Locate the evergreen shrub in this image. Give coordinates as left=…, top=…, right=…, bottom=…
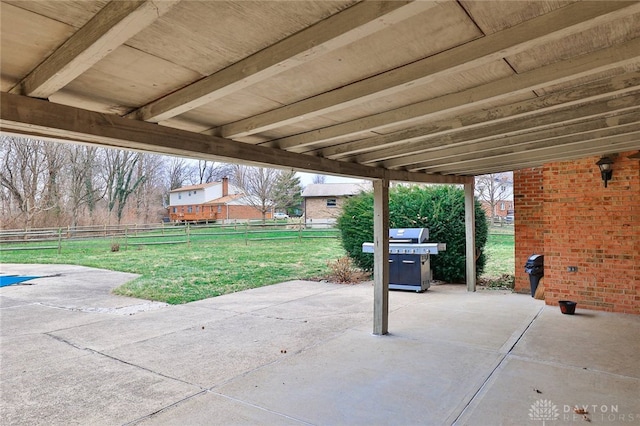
left=336, top=185, right=488, bottom=283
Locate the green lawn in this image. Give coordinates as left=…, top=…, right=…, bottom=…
left=481, top=228, right=515, bottom=277
left=1, top=226, right=514, bottom=302
left=1, top=236, right=346, bottom=304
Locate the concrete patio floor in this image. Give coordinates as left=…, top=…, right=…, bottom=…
left=1, top=264, right=638, bottom=425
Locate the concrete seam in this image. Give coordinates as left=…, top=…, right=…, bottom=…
left=122, top=390, right=209, bottom=426
left=45, top=332, right=205, bottom=390
left=507, top=353, right=639, bottom=381
left=207, top=391, right=314, bottom=425
left=450, top=304, right=545, bottom=425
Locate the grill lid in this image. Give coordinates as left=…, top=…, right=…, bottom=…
left=389, top=228, right=429, bottom=244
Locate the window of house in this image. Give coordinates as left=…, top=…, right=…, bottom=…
left=173, top=207, right=177, bottom=213
left=187, top=206, right=193, bottom=213
left=217, top=205, right=222, bottom=213
left=196, top=206, right=200, bottom=213
left=327, top=198, right=337, bottom=207
left=500, top=202, right=505, bottom=211
left=178, top=194, right=182, bottom=200
left=188, top=191, right=191, bottom=196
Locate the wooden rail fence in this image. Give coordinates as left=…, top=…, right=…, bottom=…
left=0, top=220, right=339, bottom=253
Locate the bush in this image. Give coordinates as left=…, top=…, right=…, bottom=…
left=336, top=191, right=375, bottom=274
left=326, top=256, right=357, bottom=283
left=336, top=185, right=488, bottom=283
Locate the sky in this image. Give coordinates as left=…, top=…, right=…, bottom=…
left=296, top=172, right=366, bottom=187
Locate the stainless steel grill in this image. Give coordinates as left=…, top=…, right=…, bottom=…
left=362, top=228, right=446, bottom=292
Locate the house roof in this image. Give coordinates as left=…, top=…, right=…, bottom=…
left=302, top=183, right=370, bottom=198
left=204, top=194, right=245, bottom=205
left=1, top=1, right=639, bottom=181
left=169, top=182, right=217, bottom=193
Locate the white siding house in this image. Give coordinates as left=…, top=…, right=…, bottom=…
left=169, top=179, right=242, bottom=207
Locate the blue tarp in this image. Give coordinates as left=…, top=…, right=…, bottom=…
left=0, top=275, right=40, bottom=287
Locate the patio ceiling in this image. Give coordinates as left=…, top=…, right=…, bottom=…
left=1, top=0, right=640, bottom=183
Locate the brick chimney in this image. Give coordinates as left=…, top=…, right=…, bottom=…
left=222, top=177, right=229, bottom=196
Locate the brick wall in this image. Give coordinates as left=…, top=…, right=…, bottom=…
left=479, top=200, right=514, bottom=218
left=305, top=197, right=344, bottom=221
left=513, top=167, right=545, bottom=294
left=226, top=205, right=266, bottom=220
left=514, top=152, right=639, bottom=314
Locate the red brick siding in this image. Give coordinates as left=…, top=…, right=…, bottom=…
left=513, top=167, right=545, bottom=294
left=514, top=152, right=639, bottom=314
left=480, top=200, right=514, bottom=218
left=226, top=205, right=267, bottom=220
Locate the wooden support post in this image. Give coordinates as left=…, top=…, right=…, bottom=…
left=57, top=228, right=62, bottom=255
left=465, top=180, right=476, bottom=292
left=373, top=178, right=390, bottom=335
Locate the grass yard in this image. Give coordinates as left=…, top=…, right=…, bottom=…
left=1, top=225, right=514, bottom=303
left=1, top=236, right=346, bottom=304
left=481, top=227, right=515, bottom=278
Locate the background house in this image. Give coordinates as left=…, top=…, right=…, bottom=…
left=475, top=173, right=514, bottom=223
left=169, top=178, right=267, bottom=223
left=301, top=182, right=370, bottom=227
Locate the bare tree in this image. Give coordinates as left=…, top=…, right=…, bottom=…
left=196, top=160, right=233, bottom=184
left=166, top=157, right=194, bottom=190
left=475, top=172, right=513, bottom=224
left=232, top=165, right=280, bottom=222
left=103, top=149, right=146, bottom=224
left=133, top=153, right=166, bottom=223
left=0, top=136, right=51, bottom=227
left=42, top=141, right=66, bottom=225
left=67, top=144, right=103, bottom=227
left=312, top=174, right=327, bottom=184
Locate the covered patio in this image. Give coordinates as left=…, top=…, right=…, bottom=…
left=1, top=264, right=638, bottom=425
left=1, top=2, right=639, bottom=423
left=1, top=0, right=639, bottom=334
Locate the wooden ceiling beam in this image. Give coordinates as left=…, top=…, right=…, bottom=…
left=364, top=94, right=640, bottom=167
left=426, top=133, right=640, bottom=175
left=127, top=1, right=438, bottom=123
left=8, top=0, right=180, bottom=99
left=0, top=93, right=468, bottom=185
left=234, top=1, right=638, bottom=143
left=318, top=72, right=640, bottom=159
left=407, top=119, right=640, bottom=171
left=269, top=38, right=640, bottom=152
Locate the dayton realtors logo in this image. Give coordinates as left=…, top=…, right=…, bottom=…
left=529, top=399, right=638, bottom=423
left=529, top=399, right=560, bottom=425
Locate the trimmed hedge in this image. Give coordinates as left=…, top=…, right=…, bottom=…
left=336, top=185, right=488, bottom=283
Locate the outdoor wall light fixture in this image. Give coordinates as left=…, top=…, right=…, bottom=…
left=596, top=156, right=614, bottom=188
